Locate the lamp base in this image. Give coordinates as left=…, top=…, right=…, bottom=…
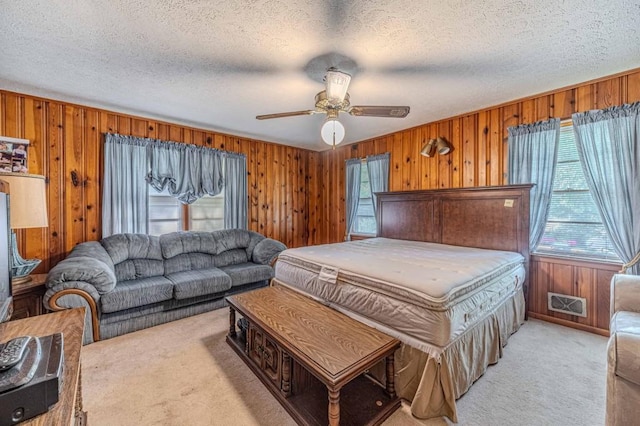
left=10, top=232, right=41, bottom=282
left=11, top=275, right=33, bottom=285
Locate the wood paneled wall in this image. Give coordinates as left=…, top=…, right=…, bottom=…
left=529, top=255, right=619, bottom=336
left=308, top=67, right=640, bottom=333
left=2, top=67, right=639, bottom=334
left=0, top=91, right=313, bottom=275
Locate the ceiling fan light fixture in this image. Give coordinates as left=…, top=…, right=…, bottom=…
left=325, top=69, right=351, bottom=104
left=321, top=118, right=345, bottom=146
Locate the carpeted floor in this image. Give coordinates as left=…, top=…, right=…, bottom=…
left=81, top=308, right=607, bottom=425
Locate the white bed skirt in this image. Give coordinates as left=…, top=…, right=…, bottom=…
left=273, top=278, right=525, bottom=422
left=390, top=285, right=525, bottom=422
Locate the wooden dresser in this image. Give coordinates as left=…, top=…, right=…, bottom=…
left=0, top=308, right=86, bottom=425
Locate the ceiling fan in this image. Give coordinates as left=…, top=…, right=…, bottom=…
left=256, top=68, right=410, bottom=148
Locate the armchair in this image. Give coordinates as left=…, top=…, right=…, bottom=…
left=606, top=273, right=640, bottom=425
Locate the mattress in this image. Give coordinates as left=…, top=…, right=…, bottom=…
left=274, top=238, right=525, bottom=351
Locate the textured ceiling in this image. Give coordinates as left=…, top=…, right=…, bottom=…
left=1, top=1, right=639, bottom=151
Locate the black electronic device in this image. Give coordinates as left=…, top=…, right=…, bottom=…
left=0, top=333, right=64, bottom=426
left=0, top=191, right=12, bottom=324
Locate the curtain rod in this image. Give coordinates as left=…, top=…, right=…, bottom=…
left=344, top=152, right=390, bottom=163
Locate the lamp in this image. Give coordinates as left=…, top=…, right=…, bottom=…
left=436, top=137, right=452, bottom=155
left=0, top=173, right=48, bottom=284
left=321, top=118, right=345, bottom=148
left=420, top=138, right=437, bottom=157
left=420, top=137, right=452, bottom=157
left=325, top=69, right=351, bottom=104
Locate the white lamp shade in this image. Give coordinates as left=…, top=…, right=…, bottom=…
left=325, top=70, right=351, bottom=103
left=0, top=173, right=48, bottom=229
left=321, top=119, right=345, bottom=145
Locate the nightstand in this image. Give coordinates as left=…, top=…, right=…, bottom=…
left=11, top=273, right=47, bottom=320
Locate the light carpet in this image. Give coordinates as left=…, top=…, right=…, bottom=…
left=81, top=308, right=607, bottom=425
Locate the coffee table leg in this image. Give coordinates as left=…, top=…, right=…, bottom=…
left=328, top=388, right=340, bottom=426
left=229, top=307, right=236, bottom=338
left=281, top=352, right=291, bottom=397
left=385, top=354, right=396, bottom=398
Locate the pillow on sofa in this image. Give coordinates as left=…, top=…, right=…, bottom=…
left=47, top=256, right=117, bottom=294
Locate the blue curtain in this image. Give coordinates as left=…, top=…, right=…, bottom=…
left=102, top=134, right=150, bottom=236
left=146, top=141, right=224, bottom=204
left=224, top=152, right=248, bottom=229
left=573, top=102, right=640, bottom=275
left=345, top=158, right=362, bottom=240
left=366, top=153, right=390, bottom=220
left=508, top=118, right=560, bottom=251
left=103, top=133, right=231, bottom=236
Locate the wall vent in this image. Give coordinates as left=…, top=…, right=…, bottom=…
left=547, top=292, right=587, bottom=317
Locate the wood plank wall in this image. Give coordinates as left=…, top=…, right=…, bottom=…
left=308, top=67, right=640, bottom=334
left=2, top=67, right=638, bottom=334
left=0, top=91, right=313, bottom=275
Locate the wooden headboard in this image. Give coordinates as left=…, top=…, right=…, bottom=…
left=376, top=185, right=533, bottom=308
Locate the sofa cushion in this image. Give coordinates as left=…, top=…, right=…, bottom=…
left=101, top=234, right=164, bottom=281
left=212, top=249, right=249, bottom=267
left=219, top=263, right=274, bottom=287
left=100, top=276, right=174, bottom=313
left=102, top=234, right=163, bottom=263
left=113, top=259, right=166, bottom=282
left=160, top=232, right=218, bottom=259
left=166, top=268, right=232, bottom=300
left=164, top=253, right=216, bottom=275
left=212, top=229, right=251, bottom=254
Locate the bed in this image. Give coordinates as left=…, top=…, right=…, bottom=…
left=273, top=185, right=532, bottom=422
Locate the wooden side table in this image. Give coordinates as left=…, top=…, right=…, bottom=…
left=0, top=308, right=86, bottom=425
left=11, top=273, right=47, bottom=320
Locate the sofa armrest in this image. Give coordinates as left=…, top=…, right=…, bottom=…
left=47, top=256, right=117, bottom=294
left=608, top=314, right=640, bottom=386
left=44, top=282, right=102, bottom=344
left=252, top=238, right=287, bottom=266
left=611, top=274, right=640, bottom=317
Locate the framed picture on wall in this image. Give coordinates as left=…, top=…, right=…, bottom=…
left=0, top=136, right=29, bottom=173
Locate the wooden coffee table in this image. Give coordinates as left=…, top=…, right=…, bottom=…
left=226, top=285, right=401, bottom=426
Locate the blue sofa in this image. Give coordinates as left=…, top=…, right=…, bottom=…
left=44, top=229, right=286, bottom=344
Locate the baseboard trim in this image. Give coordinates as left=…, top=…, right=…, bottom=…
left=528, top=312, right=610, bottom=337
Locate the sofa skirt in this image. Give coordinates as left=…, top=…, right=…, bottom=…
left=99, top=280, right=269, bottom=342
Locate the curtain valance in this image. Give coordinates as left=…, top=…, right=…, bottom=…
left=146, top=140, right=224, bottom=204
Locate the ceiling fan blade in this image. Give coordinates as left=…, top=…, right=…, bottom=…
left=256, top=110, right=317, bottom=120
left=348, top=106, right=410, bottom=118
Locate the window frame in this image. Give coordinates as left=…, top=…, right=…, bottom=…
left=533, top=120, right=619, bottom=263
left=147, top=187, right=224, bottom=235
left=350, top=159, right=377, bottom=237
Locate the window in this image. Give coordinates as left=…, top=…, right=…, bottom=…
left=535, top=123, right=619, bottom=261
left=352, top=162, right=376, bottom=234
left=148, top=187, right=224, bottom=236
